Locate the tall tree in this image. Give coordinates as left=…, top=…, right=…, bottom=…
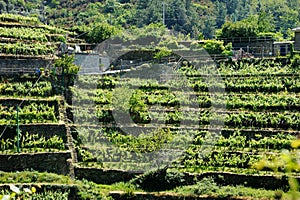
left=257, top=11, right=275, bottom=32
left=215, top=1, right=227, bottom=28
left=166, top=0, right=188, bottom=28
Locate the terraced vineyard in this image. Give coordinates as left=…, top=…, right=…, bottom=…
left=2, top=56, right=300, bottom=199
left=0, top=76, right=68, bottom=153
left=0, top=14, right=76, bottom=56
left=2, top=13, right=300, bottom=199
left=0, top=13, right=81, bottom=157
left=71, top=57, right=300, bottom=178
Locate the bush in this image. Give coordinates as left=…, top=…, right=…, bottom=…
left=154, top=47, right=172, bottom=60
left=131, top=168, right=186, bottom=191
left=291, top=54, right=300, bottom=68
left=85, top=23, right=118, bottom=43
left=218, top=20, right=259, bottom=38
left=198, top=40, right=232, bottom=56
left=54, top=54, right=80, bottom=75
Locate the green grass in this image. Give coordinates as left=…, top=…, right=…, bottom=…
left=0, top=171, right=135, bottom=199
left=0, top=165, right=298, bottom=199
left=0, top=190, right=70, bottom=200
left=170, top=177, right=279, bottom=199
left=0, top=171, right=72, bottom=184
left=170, top=177, right=300, bottom=199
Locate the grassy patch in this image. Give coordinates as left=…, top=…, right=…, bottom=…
left=0, top=171, right=72, bottom=184
left=171, top=177, right=279, bottom=199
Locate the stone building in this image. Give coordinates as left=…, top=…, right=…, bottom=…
left=292, top=27, right=300, bottom=51
left=221, top=36, right=275, bottom=57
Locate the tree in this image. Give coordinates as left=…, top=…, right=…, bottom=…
left=85, top=22, right=118, bottom=43
left=53, top=54, right=80, bottom=75
left=257, top=11, right=275, bottom=33
left=215, top=1, right=227, bottom=28
left=217, top=13, right=277, bottom=39
left=166, top=0, right=188, bottom=29
left=134, top=0, right=161, bottom=26
left=277, top=9, right=299, bottom=37
left=0, top=0, right=7, bottom=13
left=104, top=0, right=116, bottom=13
left=259, top=0, right=298, bottom=35
left=53, top=54, right=80, bottom=86
left=193, top=1, right=217, bottom=38
left=218, top=19, right=258, bottom=38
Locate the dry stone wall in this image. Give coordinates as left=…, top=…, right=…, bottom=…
left=0, top=152, right=72, bottom=175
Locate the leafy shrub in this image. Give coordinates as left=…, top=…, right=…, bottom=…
left=85, top=22, right=117, bottom=43
left=131, top=168, right=186, bottom=191
left=257, top=32, right=283, bottom=41
left=291, top=54, right=300, bottom=68
left=106, top=128, right=173, bottom=153
left=54, top=54, right=80, bottom=75
left=0, top=13, right=41, bottom=25
left=196, top=40, right=232, bottom=56
left=193, top=177, right=218, bottom=195
left=218, top=20, right=259, bottom=38
left=31, top=191, right=69, bottom=200
left=76, top=147, right=97, bottom=162
left=54, top=54, right=80, bottom=85
left=154, top=47, right=172, bottom=60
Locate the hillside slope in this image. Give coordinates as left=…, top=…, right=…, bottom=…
left=0, top=0, right=298, bottom=38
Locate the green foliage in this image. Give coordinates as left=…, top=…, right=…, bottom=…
left=0, top=185, right=38, bottom=200
left=30, top=191, right=69, bottom=200
left=115, top=23, right=169, bottom=49
left=173, top=177, right=278, bottom=198
left=76, top=147, right=97, bottom=162
left=0, top=81, right=53, bottom=97
left=257, top=12, right=275, bottom=33
left=154, top=47, right=172, bottom=60
left=54, top=54, right=80, bottom=75
left=217, top=12, right=280, bottom=39
left=218, top=20, right=259, bottom=38
left=254, top=140, right=300, bottom=199
left=111, top=85, right=131, bottom=112
left=105, top=128, right=173, bottom=153
left=0, top=185, right=69, bottom=200
left=0, top=132, right=65, bottom=153
left=291, top=54, right=300, bottom=68
left=199, top=40, right=232, bottom=56
left=0, top=1, right=299, bottom=40
left=0, top=102, right=58, bottom=124
left=131, top=168, right=186, bottom=191
left=0, top=171, right=72, bottom=184
left=75, top=179, right=110, bottom=200
left=70, top=57, right=300, bottom=199
left=85, top=23, right=118, bottom=43
left=257, top=32, right=284, bottom=41
left=0, top=27, right=47, bottom=42
left=0, top=26, right=67, bottom=43
left=0, top=13, right=41, bottom=25
left=129, top=90, right=149, bottom=123
left=0, top=43, right=55, bottom=55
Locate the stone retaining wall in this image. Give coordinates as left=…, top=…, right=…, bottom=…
left=109, top=191, right=254, bottom=200
left=74, top=167, right=143, bottom=184
left=0, top=58, right=53, bottom=75
left=196, top=172, right=290, bottom=191
left=0, top=152, right=72, bottom=175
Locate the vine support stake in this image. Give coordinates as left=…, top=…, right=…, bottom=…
left=16, top=105, right=20, bottom=153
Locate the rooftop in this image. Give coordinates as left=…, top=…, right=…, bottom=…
left=273, top=41, right=294, bottom=45
left=292, top=27, right=300, bottom=32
